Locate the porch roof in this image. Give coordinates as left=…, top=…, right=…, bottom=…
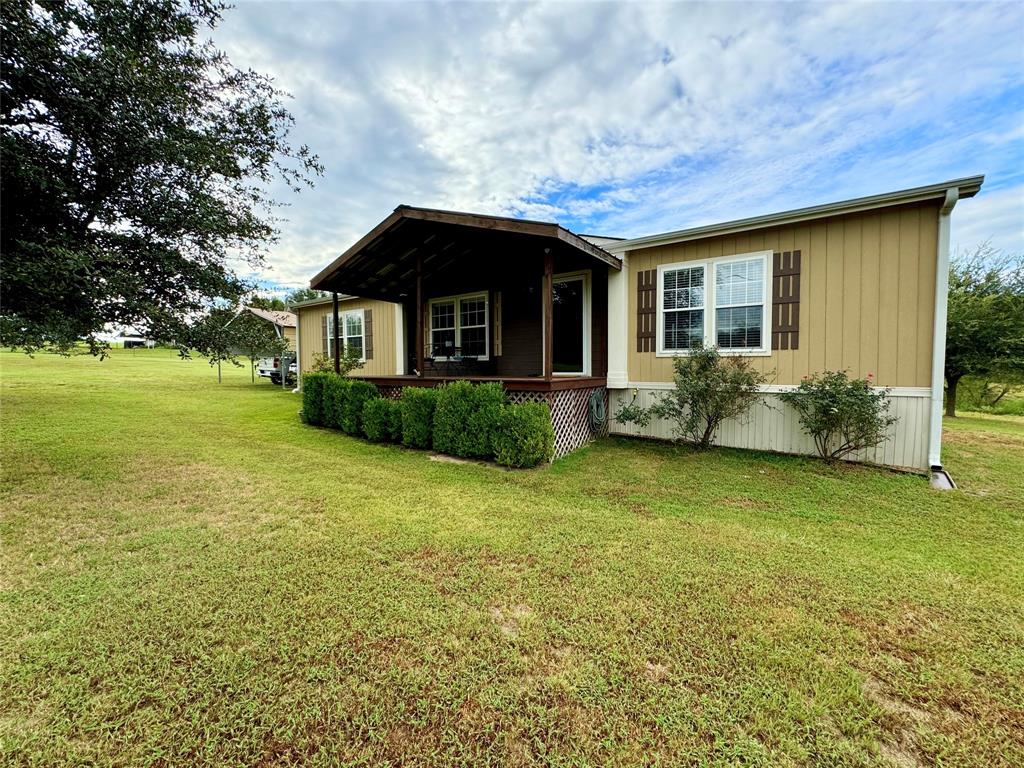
left=310, top=205, right=621, bottom=301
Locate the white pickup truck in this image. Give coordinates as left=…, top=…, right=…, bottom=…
left=257, top=355, right=296, bottom=385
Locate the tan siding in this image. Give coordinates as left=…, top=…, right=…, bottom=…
left=625, top=201, right=940, bottom=387
left=282, top=326, right=296, bottom=350
left=296, top=299, right=398, bottom=377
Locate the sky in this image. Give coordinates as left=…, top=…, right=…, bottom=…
left=210, top=1, right=1024, bottom=294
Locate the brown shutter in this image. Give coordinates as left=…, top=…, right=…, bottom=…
left=772, top=250, right=801, bottom=350
left=364, top=308, right=374, bottom=360
left=321, top=315, right=328, bottom=356
left=636, top=269, right=657, bottom=353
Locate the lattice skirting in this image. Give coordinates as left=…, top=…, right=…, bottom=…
left=370, top=382, right=608, bottom=460
left=508, top=387, right=608, bottom=460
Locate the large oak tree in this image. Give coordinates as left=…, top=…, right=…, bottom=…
left=1, top=0, right=321, bottom=353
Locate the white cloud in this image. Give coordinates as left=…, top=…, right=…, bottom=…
left=211, top=1, right=1024, bottom=289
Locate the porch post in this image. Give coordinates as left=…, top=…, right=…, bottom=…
left=332, top=291, right=340, bottom=374
left=543, top=248, right=553, bottom=380
left=415, top=254, right=424, bottom=374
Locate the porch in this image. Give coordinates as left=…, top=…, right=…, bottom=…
left=310, top=205, right=621, bottom=457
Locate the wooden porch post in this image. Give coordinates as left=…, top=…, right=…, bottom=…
left=415, top=254, right=424, bottom=374
left=543, top=248, right=553, bottom=380
left=332, top=291, right=340, bottom=374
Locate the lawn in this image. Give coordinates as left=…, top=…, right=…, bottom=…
left=1, top=349, right=1022, bottom=767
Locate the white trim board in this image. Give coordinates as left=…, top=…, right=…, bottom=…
left=626, top=382, right=932, bottom=398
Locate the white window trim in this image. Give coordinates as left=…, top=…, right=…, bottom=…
left=542, top=270, right=592, bottom=377
left=427, top=292, right=490, bottom=361
left=327, top=308, right=366, bottom=362
left=656, top=250, right=772, bottom=357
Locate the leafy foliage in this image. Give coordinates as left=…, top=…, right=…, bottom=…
left=362, top=398, right=403, bottom=443
left=341, top=381, right=379, bottom=436
left=309, top=348, right=365, bottom=376
left=286, top=288, right=330, bottom=304
left=228, top=311, right=289, bottom=382
left=493, top=403, right=555, bottom=468
left=614, top=344, right=766, bottom=448
left=0, top=0, right=321, bottom=355
left=400, top=388, right=438, bottom=449
left=300, top=373, right=332, bottom=426
left=945, top=246, right=1024, bottom=416
left=433, top=381, right=508, bottom=458
left=780, top=371, right=897, bottom=462
left=322, top=376, right=351, bottom=431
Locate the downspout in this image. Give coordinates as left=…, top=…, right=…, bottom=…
left=294, top=312, right=302, bottom=392
left=928, top=187, right=958, bottom=472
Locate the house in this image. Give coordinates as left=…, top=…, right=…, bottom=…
left=300, top=176, right=984, bottom=471
left=238, top=306, right=298, bottom=349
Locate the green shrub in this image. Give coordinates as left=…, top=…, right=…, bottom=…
left=322, top=375, right=351, bottom=430
left=301, top=372, right=331, bottom=425
left=779, top=370, right=898, bottom=461
left=614, top=343, right=765, bottom=448
left=433, top=381, right=508, bottom=458
left=362, top=398, right=403, bottom=442
left=341, top=380, right=378, bottom=436
left=401, top=387, right=438, bottom=449
left=494, top=403, right=554, bottom=468
left=467, top=382, right=508, bottom=458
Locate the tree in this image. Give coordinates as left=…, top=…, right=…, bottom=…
left=179, top=307, right=239, bottom=384
left=286, top=288, right=329, bottom=305
left=248, top=295, right=288, bottom=311
left=1, top=1, right=321, bottom=355
left=614, top=344, right=765, bottom=448
left=944, top=245, right=1024, bottom=416
left=228, top=311, right=288, bottom=383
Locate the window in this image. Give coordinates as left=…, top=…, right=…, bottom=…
left=327, top=309, right=364, bottom=359
left=657, top=251, right=770, bottom=356
left=714, top=258, right=764, bottom=351
left=661, top=264, right=705, bottom=352
left=429, top=293, right=489, bottom=359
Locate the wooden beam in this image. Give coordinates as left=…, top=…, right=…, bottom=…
left=543, top=249, right=553, bottom=380
left=332, top=292, right=341, bottom=375
left=415, top=254, right=424, bottom=375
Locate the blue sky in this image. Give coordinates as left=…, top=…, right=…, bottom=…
left=211, top=1, right=1024, bottom=293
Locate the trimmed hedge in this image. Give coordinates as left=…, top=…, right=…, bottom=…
left=401, top=387, right=438, bottom=449
left=433, top=380, right=507, bottom=458
left=322, top=376, right=350, bottom=430
left=494, top=402, right=554, bottom=468
left=301, top=372, right=331, bottom=425
left=362, top=398, right=403, bottom=443
left=342, top=380, right=379, bottom=436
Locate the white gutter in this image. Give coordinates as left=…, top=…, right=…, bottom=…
left=928, top=187, right=958, bottom=469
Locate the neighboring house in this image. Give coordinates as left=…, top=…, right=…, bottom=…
left=305, top=176, right=983, bottom=470
left=239, top=306, right=298, bottom=349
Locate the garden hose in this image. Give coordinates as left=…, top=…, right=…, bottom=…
left=588, top=389, right=607, bottom=432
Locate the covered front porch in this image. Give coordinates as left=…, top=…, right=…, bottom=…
left=310, top=205, right=622, bottom=456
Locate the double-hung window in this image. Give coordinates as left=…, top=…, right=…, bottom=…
left=429, top=293, right=489, bottom=359
left=657, top=251, right=770, bottom=356
left=327, top=309, right=365, bottom=359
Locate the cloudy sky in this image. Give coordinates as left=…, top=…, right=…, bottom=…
left=211, top=1, right=1024, bottom=293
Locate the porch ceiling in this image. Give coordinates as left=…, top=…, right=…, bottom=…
left=310, top=205, right=621, bottom=301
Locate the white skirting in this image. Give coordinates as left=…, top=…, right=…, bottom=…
left=608, top=385, right=932, bottom=471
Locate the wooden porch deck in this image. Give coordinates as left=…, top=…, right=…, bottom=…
left=354, top=375, right=607, bottom=393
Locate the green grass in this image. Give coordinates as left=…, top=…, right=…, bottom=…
left=1, top=349, right=1022, bottom=767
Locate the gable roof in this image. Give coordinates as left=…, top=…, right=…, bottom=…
left=244, top=306, right=297, bottom=328
left=602, top=175, right=984, bottom=254
left=310, top=204, right=620, bottom=294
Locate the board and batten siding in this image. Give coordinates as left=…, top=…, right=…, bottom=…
left=296, top=299, right=398, bottom=377
left=282, top=325, right=296, bottom=349
left=626, top=201, right=940, bottom=388
left=617, top=200, right=941, bottom=471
